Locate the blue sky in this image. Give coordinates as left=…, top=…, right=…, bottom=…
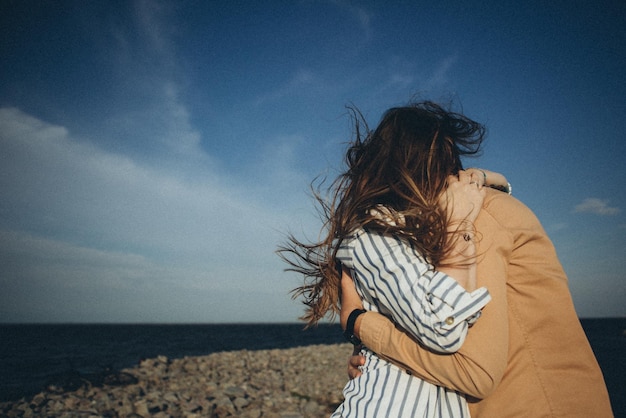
left=1, top=0, right=624, bottom=323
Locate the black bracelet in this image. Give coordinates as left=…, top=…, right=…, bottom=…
left=344, top=309, right=367, bottom=345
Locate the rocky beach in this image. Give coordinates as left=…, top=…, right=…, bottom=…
left=0, top=343, right=353, bottom=418
left=2, top=318, right=623, bottom=417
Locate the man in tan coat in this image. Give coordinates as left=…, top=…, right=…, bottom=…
left=342, top=189, right=614, bottom=417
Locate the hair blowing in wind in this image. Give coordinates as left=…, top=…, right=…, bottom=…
left=278, top=101, right=486, bottom=327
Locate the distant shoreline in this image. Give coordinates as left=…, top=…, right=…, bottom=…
left=0, top=316, right=623, bottom=325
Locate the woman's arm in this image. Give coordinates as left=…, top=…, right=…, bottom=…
left=341, top=198, right=510, bottom=399
left=338, top=171, right=491, bottom=354
left=343, top=229, right=491, bottom=353
left=434, top=168, right=511, bottom=292
left=438, top=171, right=483, bottom=291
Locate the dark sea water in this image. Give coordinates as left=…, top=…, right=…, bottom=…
left=1, top=319, right=624, bottom=416
left=0, top=323, right=345, bottom=403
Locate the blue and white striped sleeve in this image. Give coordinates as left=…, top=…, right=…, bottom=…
left=347, top=229, right=491, bottom=353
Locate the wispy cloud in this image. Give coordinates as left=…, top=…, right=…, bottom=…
left=574, top=198, right=620, bottom=216
left=0, top=107, right=309, bottom=322
left=424, top=54, right=458, bottom=90
left=388, top=73, right=415, bottom=88
left=547, top=222, right=568, bottom=233
left=374, top=54, right=459, bottom=100
left=0, top=1, right=332, bottom=322
left=133, top=0, right=174, bottom=59
left=252, top=68, right=325, bottom=106
left=104, top=1, right=205, bottom=161
left=331, top=0, right=373, bottom=35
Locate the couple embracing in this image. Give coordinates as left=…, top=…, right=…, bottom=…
left=280, top=101, right=613, bottom=417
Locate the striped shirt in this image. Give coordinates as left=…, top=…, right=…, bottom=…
left=331, top=228, right=491, bottom=418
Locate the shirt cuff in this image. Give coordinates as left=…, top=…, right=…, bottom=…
left=427, top=280, right=491, bottom=332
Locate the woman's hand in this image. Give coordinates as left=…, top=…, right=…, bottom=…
left=442, top=170, right=486, bottom=225
left=348, top=350, right=365, bottom=379
left=340, top=269, right=364, bottom=330
left=467, top=168, right=511, bottom=194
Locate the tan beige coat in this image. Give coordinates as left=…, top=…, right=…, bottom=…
left=359, top=189, right=613, bottom=417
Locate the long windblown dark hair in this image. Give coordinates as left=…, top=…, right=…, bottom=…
left=278, top=101, right=486, bottom=327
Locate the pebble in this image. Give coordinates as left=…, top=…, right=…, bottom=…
left=0, top=343, right=353, bottom=417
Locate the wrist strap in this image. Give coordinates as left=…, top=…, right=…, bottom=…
left=489, top=182, right=512, bottom=195
left=344, top=309, right=366, bottom=345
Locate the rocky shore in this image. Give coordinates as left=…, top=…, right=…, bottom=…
left=0, top=343, right=354, bottom=418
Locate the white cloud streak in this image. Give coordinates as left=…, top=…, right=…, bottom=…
left=332, top=0, right=373, bottom=34
left=573, top=198, right=620, bottom=216
left=0, top=107, right=310, bottom=322
left=424, top=55, right=458, bottom=90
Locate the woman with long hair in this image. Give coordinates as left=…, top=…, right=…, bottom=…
left=279, top=101, right=510, bottom=417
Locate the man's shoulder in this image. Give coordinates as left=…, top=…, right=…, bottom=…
left=482, top=189, right=540, bottom=228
